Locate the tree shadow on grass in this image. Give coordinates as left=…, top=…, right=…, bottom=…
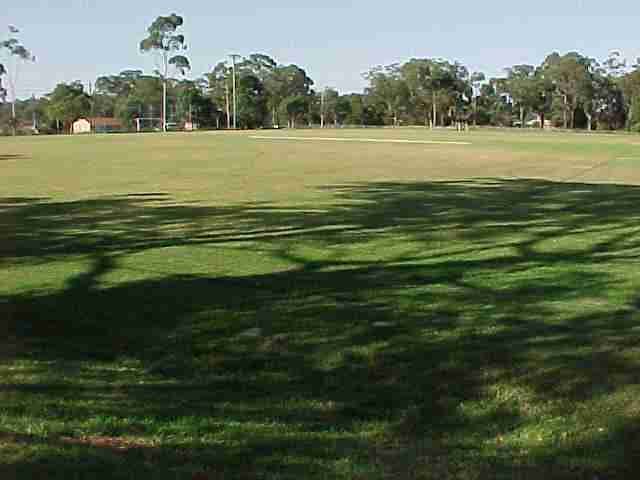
left=3, top=179, right=640, bottom=478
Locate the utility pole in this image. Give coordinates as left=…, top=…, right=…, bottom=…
left=225, top=81, right=231, bottom=128
left=162, top=51, right=169, bottom=132
left=229, top=54, right=241, bottom=129
left=163, top=81, right=167, bottom=131
left=320, top=87, right=325, bottom=129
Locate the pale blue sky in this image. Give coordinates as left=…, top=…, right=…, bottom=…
left=3, top=0, right=640, bottom=99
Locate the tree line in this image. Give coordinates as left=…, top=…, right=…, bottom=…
left=3, top=14, right=640, bottom=134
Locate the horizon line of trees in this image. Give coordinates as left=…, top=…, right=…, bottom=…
left=3, top=15, right=640, bottom=134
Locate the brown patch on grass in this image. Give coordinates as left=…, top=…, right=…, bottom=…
left=0, top=154, right=29, bottom=162
left=59, top=435, right=154, bottom=451
left=259, top=334, right=290, bottom=353
left=0, top=431, right=153, bottom=453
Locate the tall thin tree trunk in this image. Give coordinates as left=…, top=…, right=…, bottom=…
left=586, top=111, right=592, bottom=131
left=11, top=101, right=16, bottom=136
left=540, top=111, right=545, bottom=129
left=570, top=107, right=576, bottom=129
left=563, top=95, right=568, bottom=129
left=473, top=97, right=477, bottom=126
left=520, top=106, right=525, bottom=128
left=432, top=91, right=437, bottom=128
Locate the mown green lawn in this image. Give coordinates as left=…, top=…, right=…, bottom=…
left=2, top=129, right=640, bottom=479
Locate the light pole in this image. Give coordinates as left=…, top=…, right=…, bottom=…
left=320, top=87, right=325, bottom=128
left=162, top=51, right=168, bottom=132
left=229, top=54, right=241, bottom=129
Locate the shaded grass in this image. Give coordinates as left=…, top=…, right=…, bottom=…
left=2, top=130, right=640, bottom=478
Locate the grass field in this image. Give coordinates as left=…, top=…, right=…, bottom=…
left=2, top=128, right=640, bottom=479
